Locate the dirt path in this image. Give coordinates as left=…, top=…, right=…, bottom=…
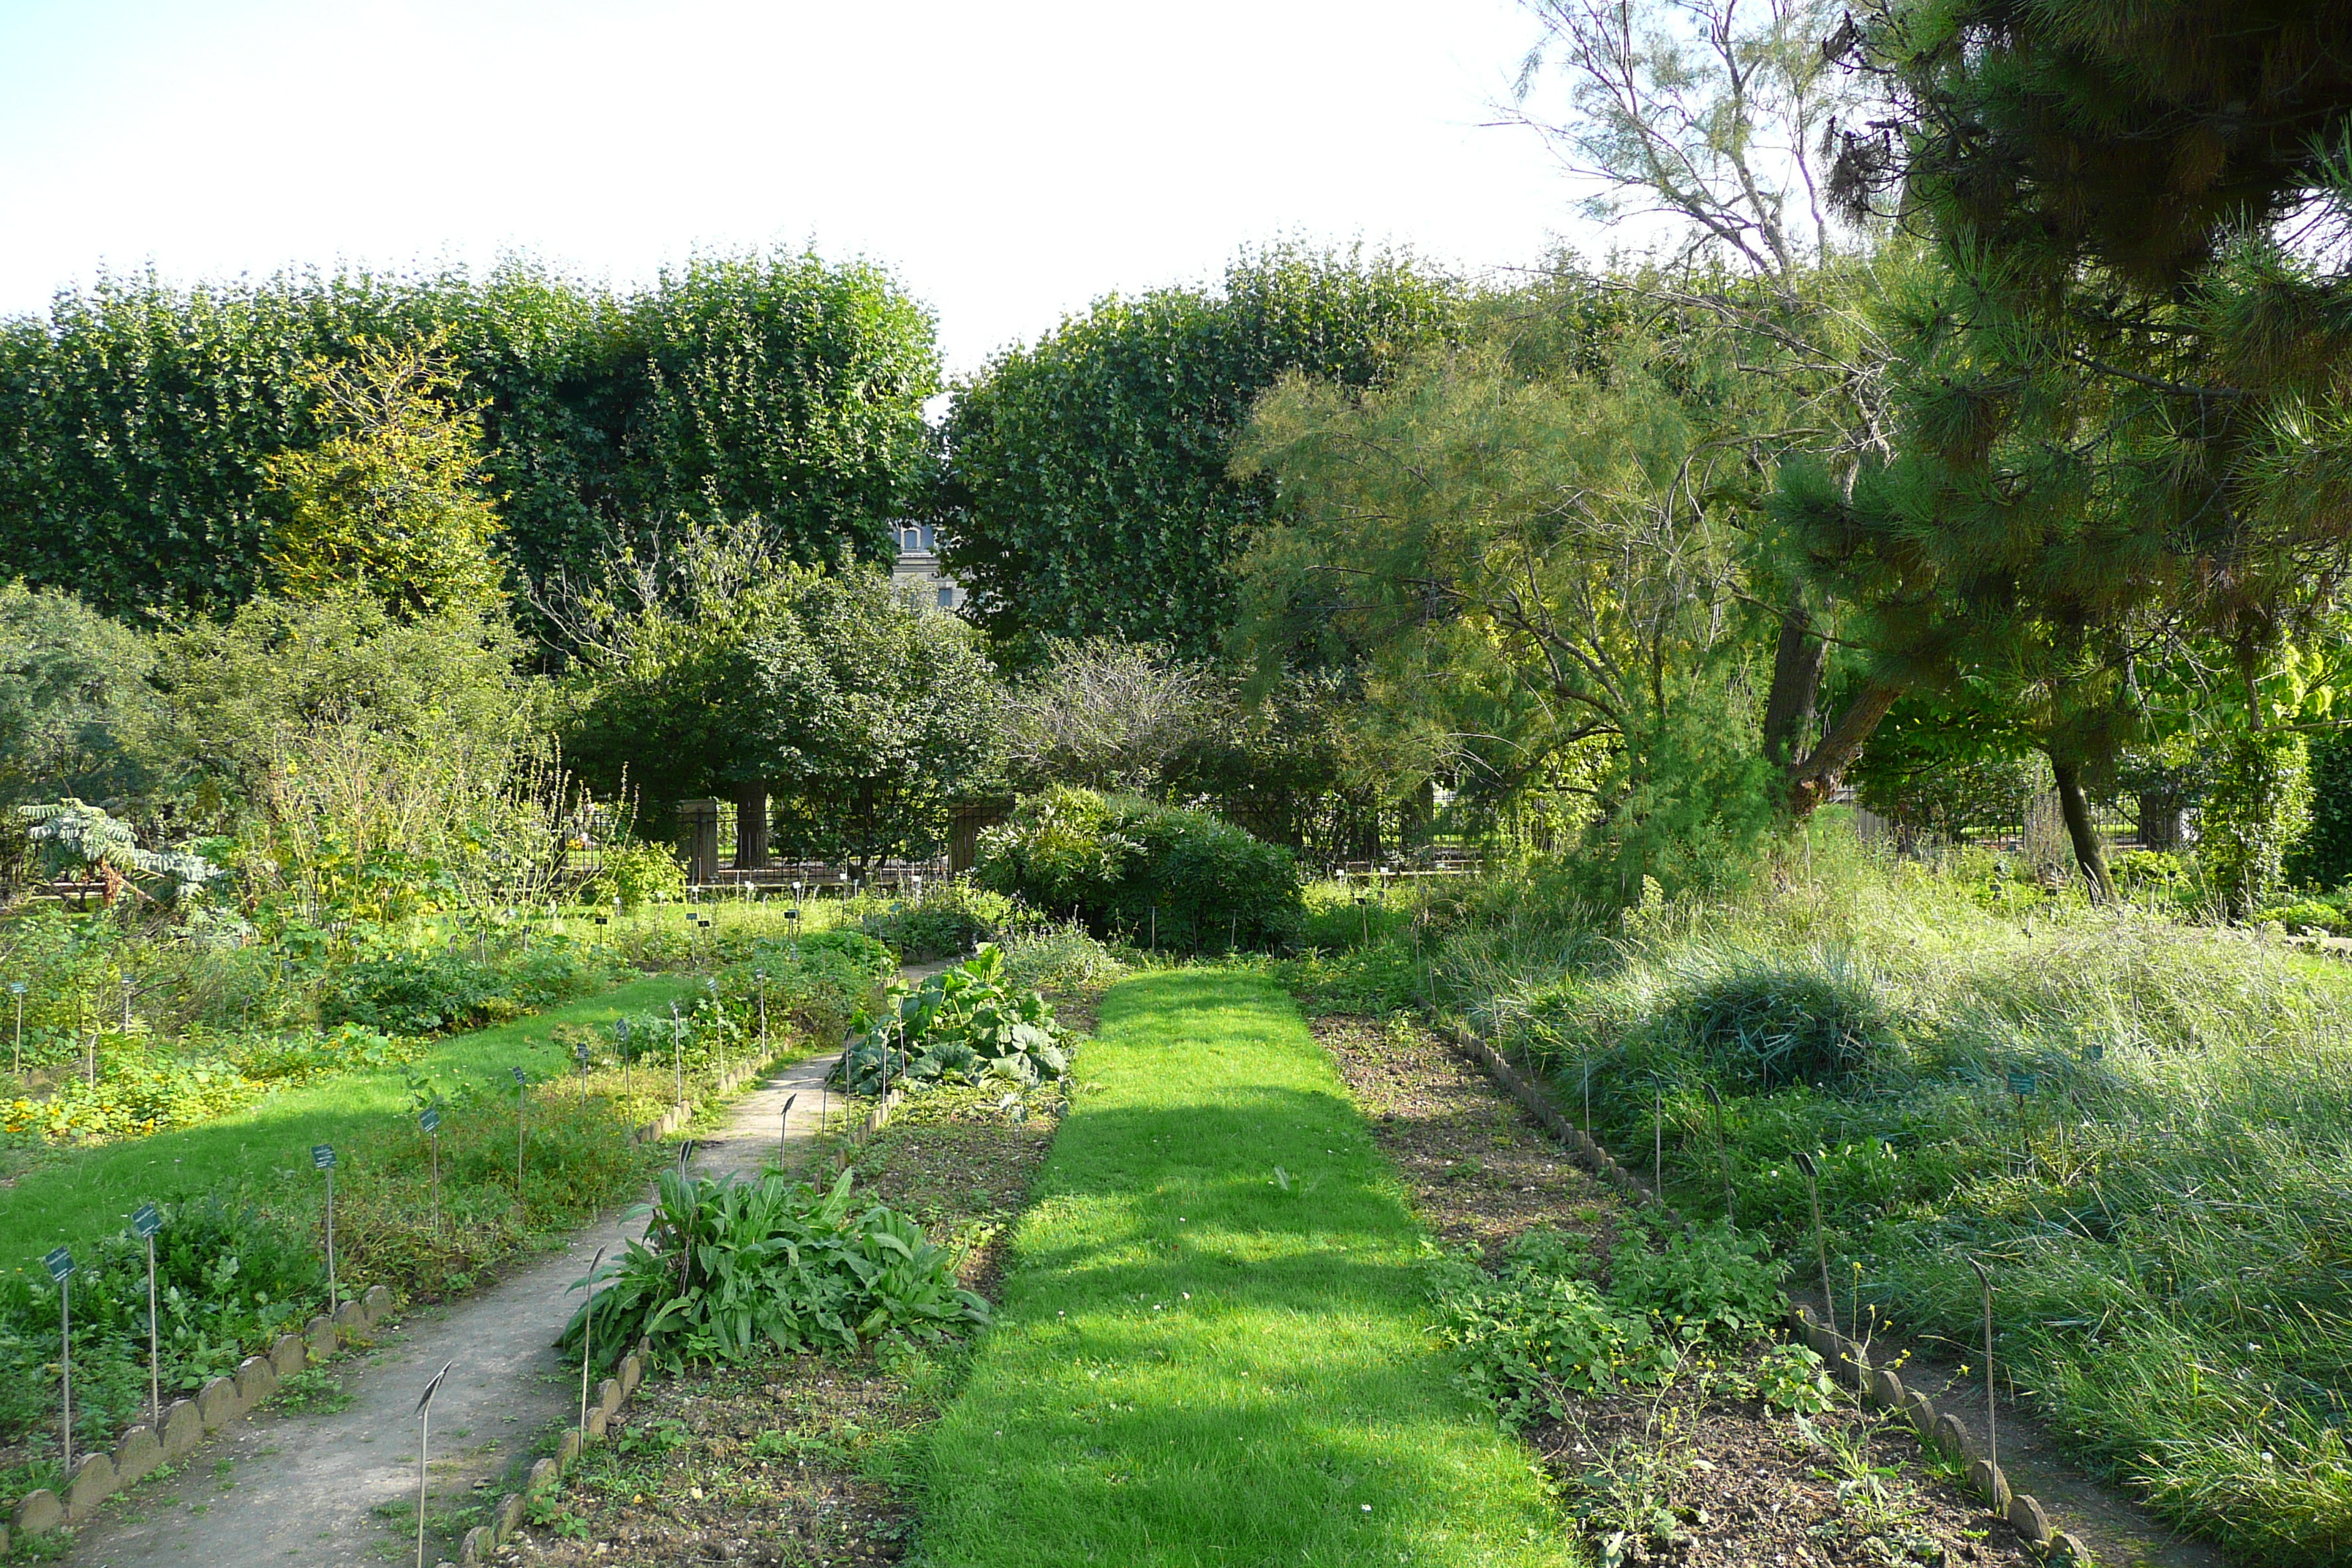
left=59, top=1047, right=855, bottom=1568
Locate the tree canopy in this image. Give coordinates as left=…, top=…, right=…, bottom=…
left=935, top=247, right=1464, bottom=660
left=0, top=252, right=941, bottom=630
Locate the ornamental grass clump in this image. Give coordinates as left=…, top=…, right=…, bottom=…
left=562, top=1167, right=986, bottom=1374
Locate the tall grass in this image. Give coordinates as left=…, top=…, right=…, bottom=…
left=1436, top=837, right=2352, bottom=1564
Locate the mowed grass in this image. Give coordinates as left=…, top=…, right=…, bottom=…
left=916, top=969, right=1570, bottom=1568
left=0, top=974, right=696, bottom=1270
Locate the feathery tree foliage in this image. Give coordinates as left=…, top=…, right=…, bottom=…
left=1778, top=0, right=2352, bottom=905
left=935, top=247, right=1463, bottom=660
left=0, top=253, right=940, bottom=629
left=0, top=582, right=154, bottom=807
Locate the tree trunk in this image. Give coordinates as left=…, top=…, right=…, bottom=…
left=732, top=783, right=769, bottom=870
left=2051, top=758, right=2115, bottom=901
left=1762, top=602, right=1830, bottom=769
left=1784, top=683, right=1901, bottom=817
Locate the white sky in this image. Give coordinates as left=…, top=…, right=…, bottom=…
left=0, top=0, right=1587, bottom=380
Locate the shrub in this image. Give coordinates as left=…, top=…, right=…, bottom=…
left=712, top=930, right=896, bottom=1043
left=833, top=946, right=1069, bottom=1095
left=973, top=785, right=1303, bottom=949
left=856, top=882, right=1019, bottom=960
left=583, top=840, right=687, bottom=911
left=996, top=920, right=1126, bottom=995
left=560, top=1167, right=987, bottom=1373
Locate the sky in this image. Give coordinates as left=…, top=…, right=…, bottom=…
left=0, top=0, right=1588, bottom=379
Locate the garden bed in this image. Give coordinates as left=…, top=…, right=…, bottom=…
left=1316, top=1013, right=2041, bottom=1568
left=486, top=1078, right=1067, bottom=1565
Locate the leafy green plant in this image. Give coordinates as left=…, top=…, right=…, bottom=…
left=581, top=840, right=686, bottom=911
left=559, top=1167, right=987, bottom=1373
left=1669, top=950, right=1894, bottom=1090
left=1751, top=1341, right=1837, bottom=1414
left=1427, top=1226, right=1679, bottom=1428
left=831, top=946, right=1069, bottom=1096
left=1606, top=1219, right=1788, bottom=1345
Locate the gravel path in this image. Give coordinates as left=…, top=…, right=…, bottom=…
left=60, top=1047, right=853, bottom=1568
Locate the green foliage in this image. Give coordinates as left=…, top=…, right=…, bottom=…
left=1427, top=1226, right=1677, bottom=1429
left=1604, top=1220, right=1788, bottom=1344
left=559, top=1167, right=987, bottom=1374
left=317, top=945, right=610, bottom=1036
left=0, top=1196, right=322, bottom=1451
left=832, top=946, right=1068, bottom=1096
left=2288, top=724, right=2352, bottom=889
left=17, top=799, right=219, bottom=900
left=938, top=246, right=1463, bottom=657
left=264, top=338, right=504, bottom=617
left=0, top=254, right=940, bottom=625
left=994, top=920, right=1126, bottom=996
left=854, top=881, right=1018, bottom=961
left=1751, top=1341, right=1836, bottom=1414
left=581, top=840, right=686, bottom=912
left=146, top=589, right=528, bottom=802
left=559, top=531, right=1000, bottom=860
left=709, top=929, right=897, bottom=1044
left=0, top=581, right=152, bottom=808
left=2200, top=730, right=2312, bottom=919
left=973, top=786, right=1303, bottom=949
left=1669, top=950, right=1895, bottom=1090
left=1234, top=328, right=1782, bottom=899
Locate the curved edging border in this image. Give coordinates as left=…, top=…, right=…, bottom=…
left=458, top=1077, right=908, bottom=1565
left=10, top=1283, right=399, bottom=1546
left=4, top=1050, right=785, bottom=1553
left=1440, top=1022, right=2093, bottom=1567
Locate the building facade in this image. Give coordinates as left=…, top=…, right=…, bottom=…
left=889, top=522, right=964, bottom=611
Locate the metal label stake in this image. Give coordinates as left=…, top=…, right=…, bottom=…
left=1793, top=1150, right=1833, bottom=1337
left=1970, top=1256, right=1998, bottom=1483
left=132, top=1202, right=162, bottom=1425
left=513, top=1068, right=529, bottom=1223
left=1703, top=1083, right=1734, bottom=1226
left=415, top=1358, right=456, bottom=1568
left=313, top=1145, right=338, bottom=1308
left=43, top=1246, right=73, bottom=1472
left=578, top=1245, right=606, bottom=1438
left=421, top=1106, right=443, bottom=1232
left=779, top=1094, right=796, bottom=1168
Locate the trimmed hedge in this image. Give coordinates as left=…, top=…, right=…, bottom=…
left=973, top=787, right=1302, bottom=949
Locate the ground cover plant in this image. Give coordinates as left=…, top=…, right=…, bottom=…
left=562, top=1166, right=988, bottom=1374
left=914, top=968, right=1571, bottom=1567
left=1411, top=840, right=2352, bottom=1566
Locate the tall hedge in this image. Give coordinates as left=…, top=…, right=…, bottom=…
left=0, top=255, right=940, bottom=624
left=935, top=248, right=1462, bottom=659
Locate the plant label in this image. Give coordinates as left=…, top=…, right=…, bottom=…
left=420, top=1107, right=442, bottom=1134
left=2007, top=1070, right=2038, bottom=1097
left=42, top=1246, right=73, bottom=1281
left=129, top=1203, right=162, bottom=1239
left=312, top=1144, right=336, bottom=1170
left=513, top=1066, right=527, bottom=1085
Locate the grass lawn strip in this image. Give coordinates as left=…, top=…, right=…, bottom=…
left=917, top=968, right=1570, bottom=1568
left=0, top=975, right=698, bottom=1271
left=1316, top=1014, right=2039, bottom=1568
